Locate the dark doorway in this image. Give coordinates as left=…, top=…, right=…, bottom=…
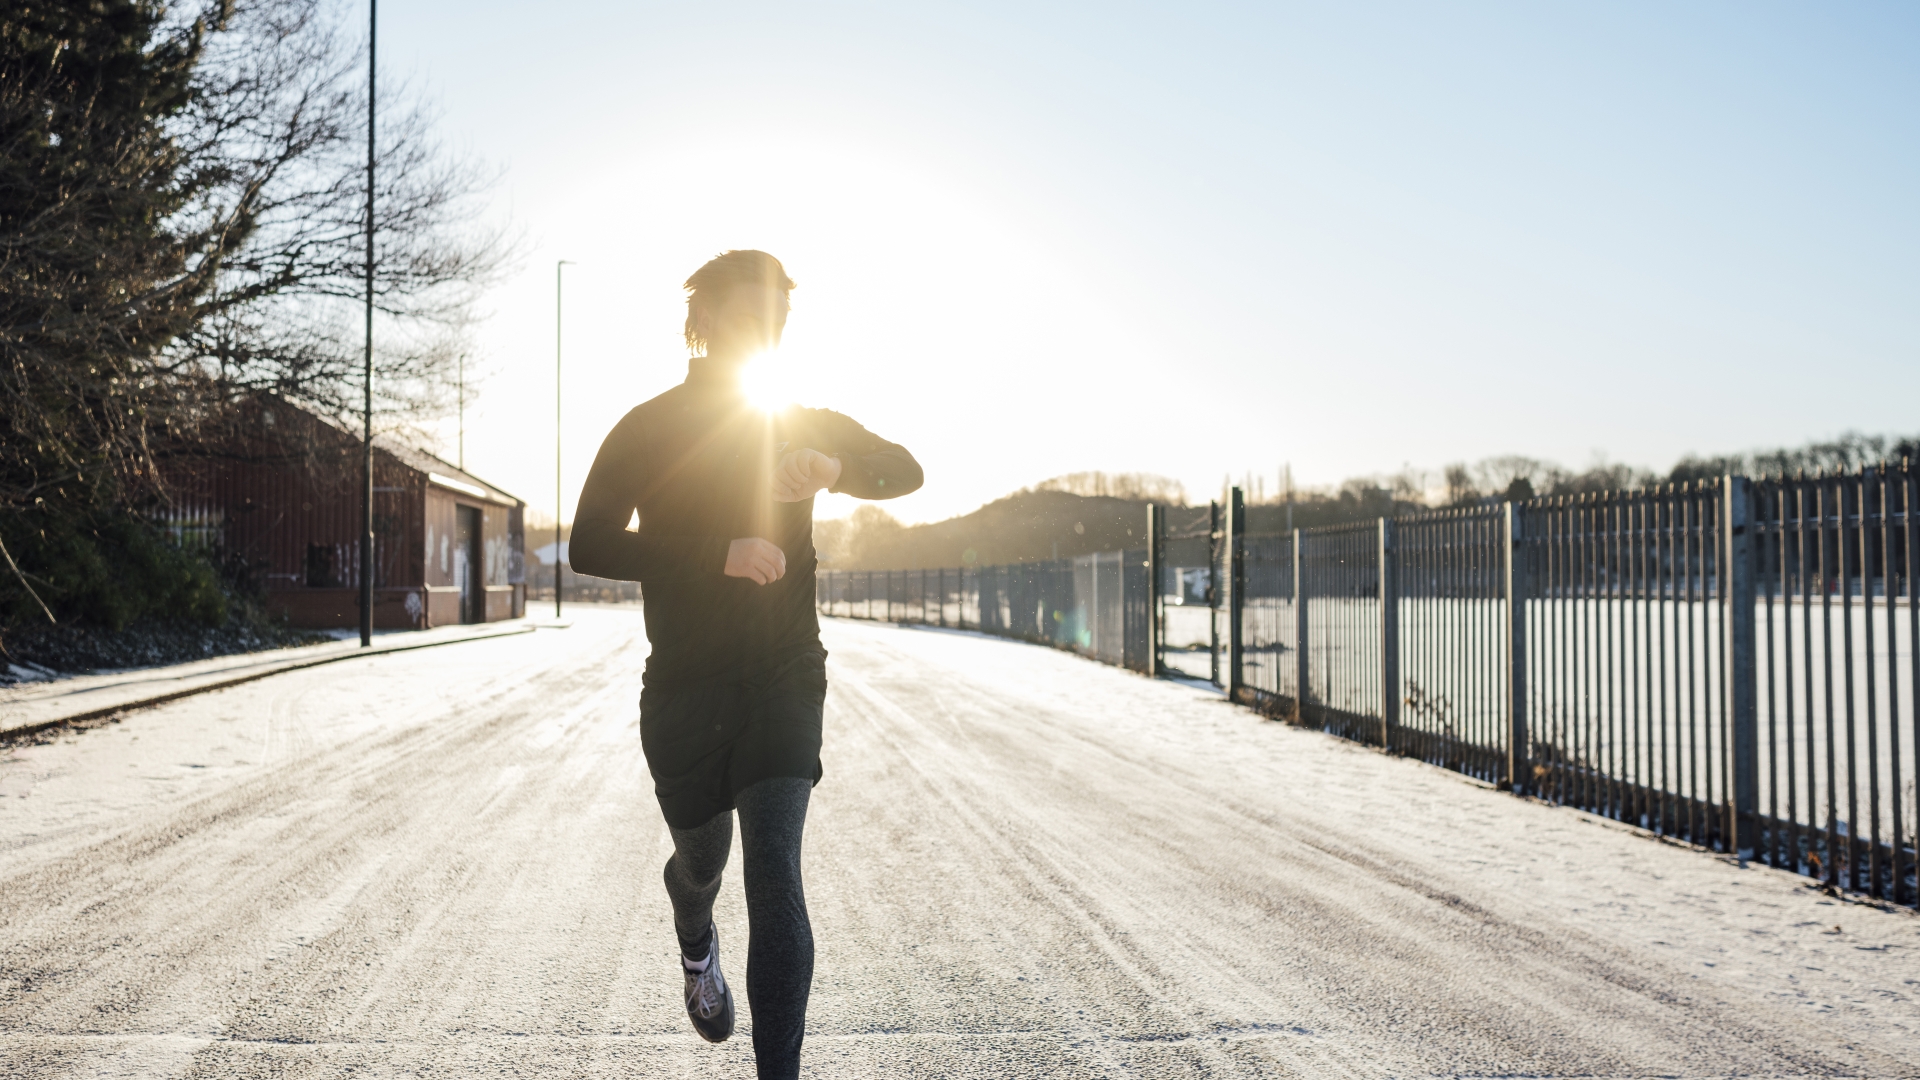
left=455, top=505, right=483, bottom=623
left=304, top=543, right=336, bottom=588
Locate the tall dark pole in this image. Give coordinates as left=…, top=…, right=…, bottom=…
left=359, top=0, right=376, bottom=647
left=556, top=260, right=573, bottom=618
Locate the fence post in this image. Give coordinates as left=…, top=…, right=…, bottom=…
left=1723, top=474, right=1759, bottom=858
left=1146, top=503, right=1163, bottom=675
left=1379, top=516, right=1399, bottom=749
left=1228, top=487, right=1246, bottom=698
left=1209, top=500, right=1221, bottom=686
left=1293, top=527, right=1309, bottom=722
left=1504, top=503, right=1529, bottom=794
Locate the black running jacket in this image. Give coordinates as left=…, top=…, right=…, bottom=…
left=569, top=358, right=922, bottom=684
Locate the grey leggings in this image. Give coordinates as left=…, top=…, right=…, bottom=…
left=663, top=776, right=814, bottom=1080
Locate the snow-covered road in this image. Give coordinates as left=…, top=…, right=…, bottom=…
left=1, top=609, right=1915, bottom=1077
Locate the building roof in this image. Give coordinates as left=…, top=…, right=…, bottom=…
left=376, top=438, right=523, bottom=508
left=162, top=394, right=525, bottom=511
left=242, top=394, right=524, bottom=508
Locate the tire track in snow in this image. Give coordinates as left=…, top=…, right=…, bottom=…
left=1, top=613, right=1914, bottom=1078
left=817, top=620, right=1919, bottom=1077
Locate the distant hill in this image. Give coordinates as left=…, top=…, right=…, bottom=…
left=814, top=490, right=1158, bottom=571
left=809, top=460, right=1467, bottom=571
left=812, top=487, right=1459, bottom=571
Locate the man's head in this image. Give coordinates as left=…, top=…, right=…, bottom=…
left=684, top=250, right=795, bottom=358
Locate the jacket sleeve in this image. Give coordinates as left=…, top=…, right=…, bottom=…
left=568, top=411, right=731, bottom=583
left=809, top=409, right=923, bottom=501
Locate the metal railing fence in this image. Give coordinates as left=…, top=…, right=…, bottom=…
left=1520, top=484, right=1731, bottom=854
left=1750, top=470, right=1916, bottom=898
left=1394, top=505, right=1510, bottom=783
left=1238, top=533, right=1298, bottom=706
left=816, top=554, right=1152, bottom=673
left=817, top=464, right=1918, bottom=905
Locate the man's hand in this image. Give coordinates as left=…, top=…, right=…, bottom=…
left=725, top=537, right=787, bottom=584
left=771, top=448, right=844, bottom=503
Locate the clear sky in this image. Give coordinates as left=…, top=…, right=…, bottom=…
left=379, top=1, right=1919, bottom=524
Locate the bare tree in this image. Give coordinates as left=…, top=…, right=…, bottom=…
left=1029, top=472, right=1189, bottom=504
left=1471, top=455, right=1554, bottom=502
left=1672, top=431, right=1920, bottom=482
left=1442, top=463, right=1476, bottom=505
left=2, top=0, right=507, bottom=629
left=166, top=0, right=510, bottom=438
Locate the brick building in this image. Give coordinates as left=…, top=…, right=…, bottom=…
left=163, top=396, right=526, bottom=629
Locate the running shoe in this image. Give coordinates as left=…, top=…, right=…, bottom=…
left=681, top=923, right=735, bottom=1043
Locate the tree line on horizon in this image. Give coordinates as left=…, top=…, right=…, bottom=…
left=1, top=0, right=504, bottom=644
left=817, top=430, right=1920, bottom=573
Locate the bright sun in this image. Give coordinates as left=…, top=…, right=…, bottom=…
left=740, top=351, right=795, bottom=412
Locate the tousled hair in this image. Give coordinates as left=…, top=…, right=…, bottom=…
left=683, top=249, right=795, bottom=352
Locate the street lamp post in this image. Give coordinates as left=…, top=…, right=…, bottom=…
left=358, top=0, right=377, bottom=648
left=555, top=260, right=574, bottom=618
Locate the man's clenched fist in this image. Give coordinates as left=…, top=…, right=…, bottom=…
left=771, top=448, right=844, bottom=503
left=725, top=537, right=787, bottom=584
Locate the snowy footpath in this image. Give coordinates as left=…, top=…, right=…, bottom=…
left=0, top=609, right=1914, bottom=1077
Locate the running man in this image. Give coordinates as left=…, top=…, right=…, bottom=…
left=569, top=250, right=922, bottom=1079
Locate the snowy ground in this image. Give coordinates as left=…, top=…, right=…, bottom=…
left=0, top=609, right=1914, bottom=1078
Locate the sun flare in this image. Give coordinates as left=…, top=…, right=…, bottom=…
left=740, top=351, right=795, bottom=412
